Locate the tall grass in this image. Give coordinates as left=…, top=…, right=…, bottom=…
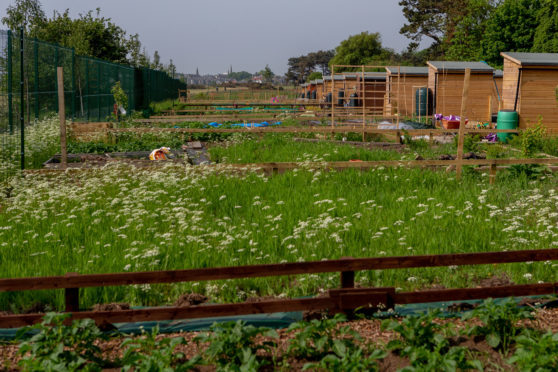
left=0, top=163, right=556, bottom=312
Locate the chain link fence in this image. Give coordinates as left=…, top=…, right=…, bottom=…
left=0, top=29, right=186, bottom=181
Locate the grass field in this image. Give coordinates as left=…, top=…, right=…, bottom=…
left=1, top=160, right=556, bottom=312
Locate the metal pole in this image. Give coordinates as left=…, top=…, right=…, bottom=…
left=7, top=30, right=13, bottom=134
left=34, top=38, right=39, bottom=120
left=20, top=28, right=25, bottom=170
left=71, top=48, right=76, bottom=120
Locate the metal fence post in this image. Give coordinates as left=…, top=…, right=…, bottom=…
left=19, top=28, right=24, bottom=170
left=97, top=62, right=101, bottom=121
left=71, top=48, right=76, bottom=120
left=85, top=59, right=89, bottom=122
left=7, top=30, right=13, bottom=135
left=34, top=38, right=39, bottom=120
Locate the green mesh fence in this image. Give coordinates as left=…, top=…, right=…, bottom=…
left=0, top=29, right=186, bottom=180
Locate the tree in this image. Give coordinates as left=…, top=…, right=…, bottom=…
left=532, top=0, right=558, bottom=52
left=399, top=0, right=468, bottom=46
left=1, top=0, right=45, bottom=34
left=328, top=32, right=390, bottom=67
left=167, top=59, right=176, bottom=77
left=152, top=50, right=161, bottom=70
left=307, top=50, right=335, bottom=75
left=479, top=0, right=540, bottom=66
left=444, top=0, right=498, bottom=61
left=306, top=71, right=322, bottom=82
left=32, top=8, right=134, bottom=63
left=262, top=65, right=274, bottom=83
left=286, top=55, right=314, bottom=84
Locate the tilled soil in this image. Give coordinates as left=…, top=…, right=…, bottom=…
left=1, top=308, right=557, bottom=371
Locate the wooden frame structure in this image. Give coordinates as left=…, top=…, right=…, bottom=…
left=501, top=52, right=558, bottom=132
left=0, top=249, right=556, bottom=328
left=428, top=61, right=497, bottom=122
left=386, top=66, right=429, bottom=117
left=330, top=65, right=395, bottom=129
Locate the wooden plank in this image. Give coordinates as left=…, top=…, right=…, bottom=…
left=57, top=67, right=67, bottom=169
left=1, top=249, right=557, bottom=292
left=393, top=283, right=558, bottom=304
left=0, top=283, right=555, bottom=328
left=0, top=297, right=336, bottom=328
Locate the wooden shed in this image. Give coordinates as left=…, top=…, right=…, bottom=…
left=427, top=61, right=495, bottom=120
left=356, top=72, right=387, bottom=115
left=323, top=75, right=346, bottom=105
left=312, top=79, right=324, bottom=102
left=386, top=66, right=429, bottom=117
left=501, top=52, right=558, bottom=131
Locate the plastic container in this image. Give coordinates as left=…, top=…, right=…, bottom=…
left=442, top=119, right=461, bottom=129
left=496, top=110, right=519, bottom=143
left=415, top=88, right=429, bottom=116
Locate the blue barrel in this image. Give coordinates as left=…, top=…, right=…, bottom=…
left=415, top=88, right=429, bottom=116
left=497, top=110, right=519, bottom=143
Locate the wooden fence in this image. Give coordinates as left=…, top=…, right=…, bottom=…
left=0, top=249, right=557, bottom=328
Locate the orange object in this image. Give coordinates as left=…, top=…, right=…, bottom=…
left=349, top=159, right=362, bottom=162
left=442, top=119, right=468, bottom=129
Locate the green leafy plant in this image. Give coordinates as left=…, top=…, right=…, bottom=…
left=381, top=310, right=446, bottom=354
left=195, top=320, right=278, bottom=371
left=508, top=329, right=558, bottom=371
left=486, top=143, right=507, bottom=159
left=120, top=326, right=200, bottom=371
left=16, top=312, right=109, bottom=371
left=302, top=346, right=385, bottom=372
left=520, top=117, right=546, bottom=157
left=401, top=340, right=482, bottom=372
left=111, top=81, right=128, bottom=111
left=462, top=298, right=531, bottom=351
left=287, top=313, right=360, bottom=360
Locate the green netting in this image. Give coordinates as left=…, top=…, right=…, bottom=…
left=0, top=29, right=186, bottom=180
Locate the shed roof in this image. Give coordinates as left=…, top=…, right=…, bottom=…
left=341, top=72, right=386, bottom=81
left=323, top=75, right=345, bottom=81
left=386, top=66, right=429, bottom=76
left=494, top=69, right=503, bottom=78
left=501, top=52, right=558, bottom=67
left=427, top=61, right=494, bottom=73
left=311, top=79, right=324, bottom=84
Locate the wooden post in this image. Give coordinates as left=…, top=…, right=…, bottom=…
left=456, top=68, right=471, bottom=180
left=64, top=272, right=79, bottom=312
left=340, top=257, right=355, bottom=289
left=396, top=66, right=401, bottom=129
left=57, top=67, right=67, bottom=169
left=489, top=163, right=497, bottom=185
left=331, top=65, right=335, bottom=128
left=362, top=65, right=366, bottom=141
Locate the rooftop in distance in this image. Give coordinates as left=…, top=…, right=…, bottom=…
left=427, top=61, right=494, bottom=73
left=501, top=52, right=558, bottom=66
left=386, top=66, right=429, bottom=75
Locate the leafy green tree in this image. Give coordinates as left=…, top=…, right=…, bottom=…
left=1, top=0, right=45, bottom=34
left=445, top=0, right=498, bottom=61
left=261, top=64, right=274, bottom=83
left=32, top=8, right=133, bottom=63
left=306, top=71, right=323, bottom=82
left=532, top=0, right=558, bottom=52
left=479, top=0, right=540, bottom=66
left=329, top=32, right=391, bottom=67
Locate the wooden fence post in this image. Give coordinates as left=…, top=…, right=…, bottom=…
left=489, top=163, right=497, bottom=185
left=57, top=67, right=67, bottom=169
left=340, top=257, right=355, bottom=289
left=456, top=68, right=471, bottom=180
left=64, top=272, right=79, bottom=312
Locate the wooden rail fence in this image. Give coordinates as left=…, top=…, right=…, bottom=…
left=0, top=249, right=557, bottom=328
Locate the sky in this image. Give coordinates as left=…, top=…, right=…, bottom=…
left=1, top=0, right=426, bottom=75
